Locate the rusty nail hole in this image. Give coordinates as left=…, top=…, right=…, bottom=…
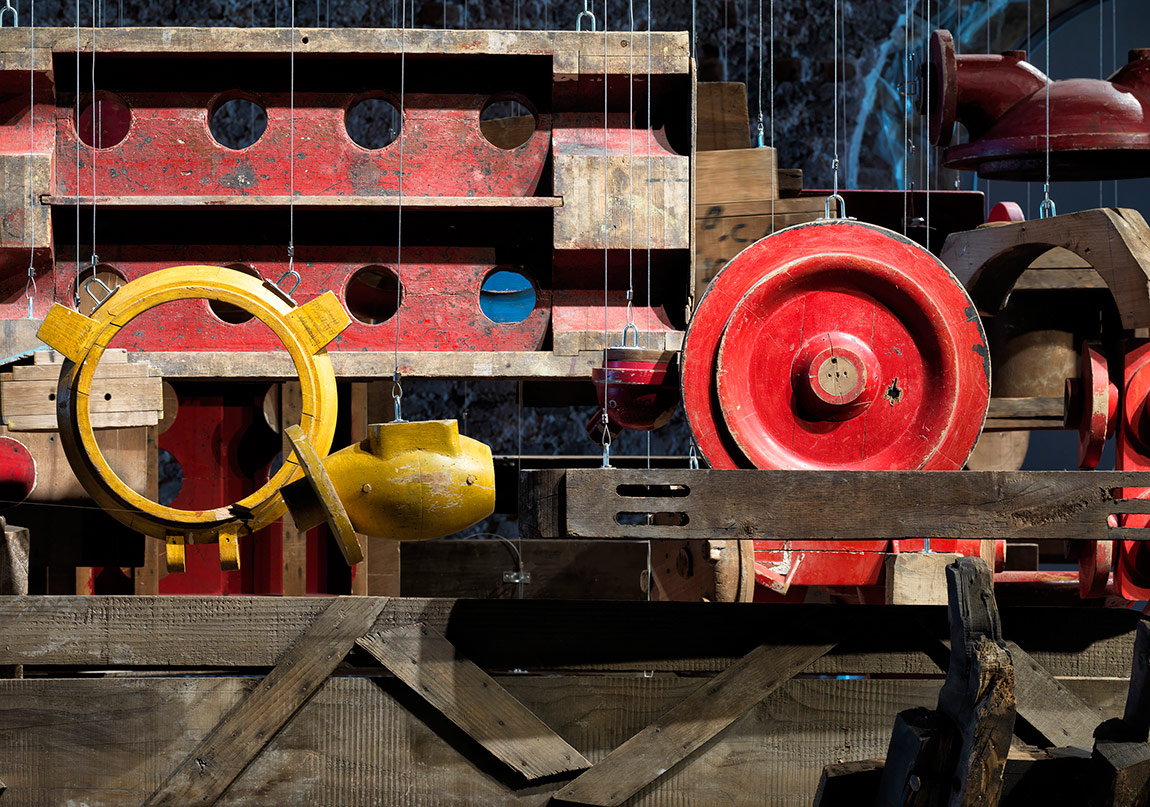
left=301, top=35, right=309, bottom=44
left=104, top=392, right=112, bottom=401
left=361, top=483, right=372, bottom=494
left=884, top=378, right=903, bottom=405
left=48, top=393, right=55, bottom=401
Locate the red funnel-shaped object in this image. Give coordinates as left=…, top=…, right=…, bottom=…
left=924, top=29, right=1150, bottom=181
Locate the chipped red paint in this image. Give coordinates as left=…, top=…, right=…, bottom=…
left=683, top=219, right=990, bottom=471
left=1115, top=340, right=1150, bottom=600
left=57, top=93, right=550, bottom=198
left=51, top=247, right=551, bottom=352
left=925, top=29, right=1150, bottom=181
left=0, top=436, right=36, bottom=510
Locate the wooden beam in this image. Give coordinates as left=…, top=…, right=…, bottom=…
left=47, top=195, right=563, bottom=209
left=940, top=208, right=1150, bottom=330
left=357, top=624, right=590, bottom=781
left=543, top=469, right=1150, bottom=542
left=1006, top=641, right=1102, bottom=749
left=144, top=597, right=386, bottom=806
left=813, top=759, right=885, bottom=806
left=552, top=640, right=836, bottom=806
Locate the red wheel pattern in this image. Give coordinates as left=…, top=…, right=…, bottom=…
left=683, top=220, right=990, bottom=470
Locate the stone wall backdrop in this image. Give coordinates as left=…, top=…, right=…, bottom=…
left=26, top=0, right=1150, bottom=536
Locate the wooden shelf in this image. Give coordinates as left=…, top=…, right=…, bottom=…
left=46, top=195, right=562, bottom=209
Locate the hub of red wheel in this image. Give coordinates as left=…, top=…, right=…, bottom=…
left=683, top=220, right=991, bottom=470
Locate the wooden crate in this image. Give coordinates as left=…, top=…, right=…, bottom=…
left=0, top=595, right=1136, bottom=805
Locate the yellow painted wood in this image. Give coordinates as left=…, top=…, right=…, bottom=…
left=34, top=266, right=347, bottom=558
left=165, top=535, right=186, bottom=574
left=284, top=425, right=364, bottom=566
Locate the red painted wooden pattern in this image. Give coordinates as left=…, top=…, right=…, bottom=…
left=927, top=29, right=1150, bottom=181
left=0, top=436, right=36, bottom=510
left=682, top=219, right=990, bottom=471
left=1116, top=340, right=1150, bottom=600
left=57, top=93, right=550, bottom=198
left=752, top=539, right=989, bottom=590
left=54, top=248, right=550, bottom=352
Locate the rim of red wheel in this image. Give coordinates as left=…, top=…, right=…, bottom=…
left=682, top=220, right=991, bottom=470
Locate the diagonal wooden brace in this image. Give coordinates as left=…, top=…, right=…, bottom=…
left=552, top=639, right=837, bottom=807
left=143, top=597, right=386, bottom=807
left=357, top=623, right=590, bottom=781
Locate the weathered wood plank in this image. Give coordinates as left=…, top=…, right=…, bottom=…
left=552, top=468, right=1150, bottom=541
left=0, top=675, right=1128, bottom=807
left=1007, top=641, right=1103, bottom=749
left=696, top=82, right=751, bottom=152
left=358, top=624, right=590, bottom=780
left=47, top=195, right=563, bottom=209
left=0, top=597, right=1143, bottom=679
left=144, top=598, right=386, bottom=806
left=553, top=641, right=836, bottom=806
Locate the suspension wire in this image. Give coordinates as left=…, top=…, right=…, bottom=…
left=769, top=0, right=774, bottom=230
left=600, top=0, right=611, bottom=468
left=1039, top=0, right=1054, bottom=218
left=626, top=0, right=634, bottom=335
left=1099, top=0, right=1103, bottom=208
left=90, top=0, right=98, bottom=281
left=755, top=0, right=763, bottom=146
left=74, top=0, right=79, bottom=306
left=984, top=1, right=991, bottom=216
left=831, top=0, right=839, bottom=197
left=1112, top=0, right=1118, bottom=207
left=646, top=0, right=652, bottom=471
left=24, top=0, right=34, bottom=317
left=516, top=380, right=524, bottom=598
left=924, top=0, right=930, bottom=248
left=954, top=0, right=960, bottom=190
left=393, top=0, right=408, bottom=416
left=901, top=0, right=908, bottom=236
left=1026, top=0, right=1030, bottom=216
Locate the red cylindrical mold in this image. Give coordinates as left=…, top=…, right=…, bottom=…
left=0, top=436, right=36, bottom=511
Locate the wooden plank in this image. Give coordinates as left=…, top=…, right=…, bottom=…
left=144, top=597, right=386, bottom=806
left=552, top=640, right=836, bottom=806
left=814, top=759, right=885, bottom=806
left=885, top=553, right=961, bottom=606
left=1006, top=641, right=1103, bottom=749
left=279, top=381, right=307, bottom=597
left=553, top=468, right=1150, bottom=542
left=695, top=149, right=777, bottom=206
left=400, top=539, right=647, bottom=600
left=357, top=624, right=590, bottom=780
left=777, top=168, right=803, bottom=197
left=986, top=397, right=1064, bottom=419
left=940, top=207, right=1150, bottom=330
left=135, top=349, right=606, bottom=380
left=0, top=596, right=1144, bottom=679
left=0, top=518, right=28, bottom=678
left=696, top=82, right=750, bottom=152
left=47, top=195, right=563, bottom=209
left=0, top=674, right=1128, bottom=806
left=0, top=29, right=690, bottom=75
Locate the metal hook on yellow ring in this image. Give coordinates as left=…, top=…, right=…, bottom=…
left=37, top=265, right=348, bottom=567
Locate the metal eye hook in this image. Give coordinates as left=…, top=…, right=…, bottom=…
left=620, top=322, right=640, bottom=348
left=0, top=0, right=18, bottom=28
left=823, top=193, right=847, bottom=221
left=599, top=409, right=612, bottom=469
left=576, top=0, right=596, bottom=31
left=275, top=267, right=302, bottom=301
left=391, top=370, right=405, bottom=423
left=1039, top=185, right=1057, bottom=220
left=83, top=275, right=117, bottom=311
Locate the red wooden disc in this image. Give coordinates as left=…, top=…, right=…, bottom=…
left=683, top=220, right=990, bottom=470
left=1076, top=343, right=1116, bottom=469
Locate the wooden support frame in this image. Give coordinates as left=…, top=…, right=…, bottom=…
left=0, top=595, right=1143, bottom=805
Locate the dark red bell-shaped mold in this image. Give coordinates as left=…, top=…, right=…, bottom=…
left=681, top=220, right=990, bottom=471
left=588, top=347, right=680, bottom=441
left=924, top=29, right=1150, bottom=181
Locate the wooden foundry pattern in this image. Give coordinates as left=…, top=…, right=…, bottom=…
left=0, top=27, right=692, bottom=371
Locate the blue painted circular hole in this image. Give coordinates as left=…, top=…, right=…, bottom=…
left=480, top=269, right=536, bottom=324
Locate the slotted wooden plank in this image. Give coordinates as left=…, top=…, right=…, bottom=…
left=144, top=597, right=386, bottom=807
left=358, top=624, right=590, bottom=780
left=554, top=468, right=1150, bottom=541
left=552, top=640, right=836, bottom=806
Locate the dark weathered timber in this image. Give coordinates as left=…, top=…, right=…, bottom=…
left=1093, top=741, right=1150, bottom=807
left=542, top=469, right=1150, bottom=541
left=877, top=707, right=956, bottom=806
left=357, top=624, right=590, bottom=780
left=551, top=641, right=836, bottom=807
left=0, top=597, right=1143, bottom=679
left=1123, top=623, right=1150, bottom=741
left=813, top=759, right=885, bottom=807
left=144, top=598, right=386, bottom=807
left=940, top=560, right=1016, bottom=807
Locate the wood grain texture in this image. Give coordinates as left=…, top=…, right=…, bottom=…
left=1007, top=641, right=1103, bottom=749
left=0, top=28, right=690, bottom=76
left=144, top=597, right=386, bottom=806
left=357, top=624, right=590, bottom=780
left=696, top=82, right=751, bottom=151
left=885, top=553, right=961, bottom=606
left=0, top=597, right=1144, bottom=680
left=940, top=207, right=1150, bottom=329
left=553, top=641, right=836, bottom=806
left=551, top=468, right=1150, bottom=541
